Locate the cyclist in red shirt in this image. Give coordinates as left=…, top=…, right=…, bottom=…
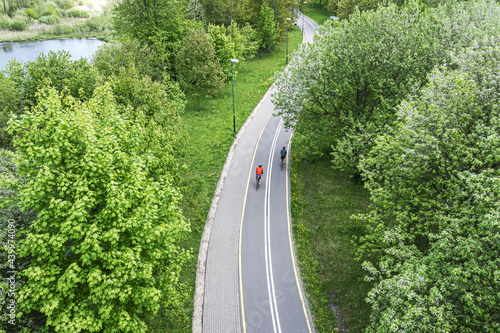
left=256, top=164, right=264, bottom=185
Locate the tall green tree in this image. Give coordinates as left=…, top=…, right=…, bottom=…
left=201, top=0, right=256, bottom=26
left=359, top=36, right=500, bottom=332
left=208, top=24, right=235, bottom=79
left=91, top=40, right=162, bottom=81
left=176, top=28, right=226, bottom=110
left=228, top=22, right=259, bottom=69
left=187, top=0, right=207, bottom=22
left=257, top=1, right=279, bottom=53
left=10, top=82, right=190, bottom=332
left=113, top=0, right=189, bottom=72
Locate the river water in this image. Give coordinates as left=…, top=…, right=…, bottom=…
left=0, top=38, right=105, bottom=69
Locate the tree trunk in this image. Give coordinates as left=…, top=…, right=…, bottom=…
left=198, top=98, right=200, bottom=111
left=3, top=0, right=6, bottom=14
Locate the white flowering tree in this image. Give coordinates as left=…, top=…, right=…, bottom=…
left=272, top=0, right=500, bottom=175
left=358, top=36, right=500, bottom=332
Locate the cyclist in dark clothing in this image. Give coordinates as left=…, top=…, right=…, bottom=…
left=280, top=147, right=287, bottom=164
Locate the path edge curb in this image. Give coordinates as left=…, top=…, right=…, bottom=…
left=192, top=84, right=276, bottom=333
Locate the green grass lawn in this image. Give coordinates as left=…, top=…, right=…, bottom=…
left=290, top=149, right=373, bottom=332
left=146, top=26, right=303, bottom=333
left=304, top=3, right=335, bottom=25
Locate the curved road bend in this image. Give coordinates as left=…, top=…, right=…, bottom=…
left=199, top=15, right=319, bottom=333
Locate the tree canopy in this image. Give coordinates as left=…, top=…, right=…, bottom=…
left=273, top=0, right=500, bottom=176
left=358, top=36, right=500, bottom=333
left=257, top=1, right=280, bottom=52
left=176, top=28, right=226, bottom=110
left=8, top=76, right=190, bottom=332
left=112, top=0, right=190, bottom=72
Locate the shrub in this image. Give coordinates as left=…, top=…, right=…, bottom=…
left=40, top=5, right=57, bottom=17
left=12, top=10, right=30, bottom=23
left=92, top=40, right=162, bottom=80
left=25, top=8, right=40, bottom=20
left=38, top=14, right=60, bottom=24
left=85, top=16, right=112, bottom=31
left=9, top=20, right=27, bottom=31
left=55, top=0, right=75, bottom=10
left=0, top=14, right=11, bottom=29
left=56, top=8, right=68, bottom=17
left=67, top=8, right=89, bottom=18
left=51, top=24, right=75, bottom=35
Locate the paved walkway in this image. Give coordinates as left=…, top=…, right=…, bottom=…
left=193, top=15, right=319, bottom=333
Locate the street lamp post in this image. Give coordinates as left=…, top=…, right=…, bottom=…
left=286, top=17, right=291, bottom=65
left=231, top=59, right=239, bottom=134
left=302, top=2, right=307, bottom=35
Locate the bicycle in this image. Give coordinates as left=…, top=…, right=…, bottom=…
left=280, top=157, right=285, bottom=171
left=256, top=175, right=262, bottom=190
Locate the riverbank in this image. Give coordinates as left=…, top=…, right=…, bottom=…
left=0, top=0, right=112, bottom=42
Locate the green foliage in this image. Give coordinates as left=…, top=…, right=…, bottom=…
left=67, top=8, right=89, bottom=18
left=40, top=5, right=58, bottom=17
left=268, top=0, right=297, bottom=37
left=207, top=24, right=235, bottom=79
left=0, top=14, right=12, bottom=29
left=51, top=23, right=75, bottom=34
left=228, top=22, right=259, bottom=63
left=303, top=3, right=335, bottom=25
left=113, top=0, right=190, bottom=72
left=107, top=65, right=188, bottom=183
left=176, top=28, right=226, bottom=109
left=83, top=15, right=113, bottom=32
left=38, top=14, right=61, bottom=24
left=187, top=0, right=207, bottom=23
left=0, top=149, right=48, bottom=331
left=9, top=19, right=27, bottom=30
left=201, top=0, right=255, bottom=26
left=92, top=40, right=162, bottom=81
left=238, top=23, right=259, bottom=61
left=359, top=36, right=500, bottom=332
left=0, top=72, right=22, bottom=149
left=9, top=82, right=190, bottom=332
left=0, top=52, right=97, bottom=148
left=56, top=8, right=69, bottom=17
left=7, top=50, right=97, bottom=108
left=257, top=2, right=279, bottom=52
left=273, top=0, right=500, bottom=176
left=55, top=0, right=75, bottom=10
left=26, top=7, right=41, bottom=19
left=12, top=9, right=30, bottom=23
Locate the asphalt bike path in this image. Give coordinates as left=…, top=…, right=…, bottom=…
left=240, top=113, right=310, bottom=333
left=195, top=14, right=319, bottom=333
